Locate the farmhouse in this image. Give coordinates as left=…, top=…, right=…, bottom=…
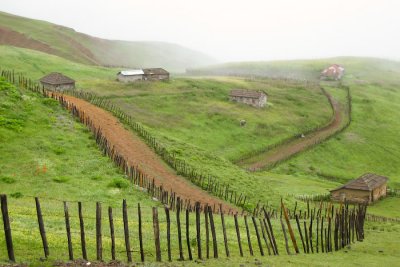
left=320, top=64, right=345, bottom=80
left=117, top=68, right=169, bottom=83
left=39, top=72, right=75, bottom=91
left=143, top=68, right=170, bottom=81
left=117, top=69, right=145, bottom=83
left=229, top=89, right=267, bottom=108
left=330, top=173, right=388, bottom=204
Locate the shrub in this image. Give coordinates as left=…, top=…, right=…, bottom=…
left=108, top=178, right=129, bottom=189
left=10, top=192, right=23, bottom=198
left=42, top=98, right=59, bottom=107
left=52, top=176, right=69, bottom=183
left=0, top=176, right=16, bottom=184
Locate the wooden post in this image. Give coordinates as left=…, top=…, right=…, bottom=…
left=35, top=197, right=49, bottom=258
left=1, top=195, right=15, bottom=262
left=262, top=218, right=276, bottom=255
left=63, top=201, right=73, bottom=260
left=259, top=218, right=271, bottom=255
left=138, top=203, right=145, bottom=262
left=96, top=202, right=102, bottom=261
left=78, top=202, right=87, bottom=260
left=186, top=208, right=193, bottom=260
left=234, top=214, right=243, bottom=257
left=295, top=215, right=306, bottom=253
left=265, top=212, right=279, bottom=255
left=244, top=215, right=253, bottom=256
left=153, top=207, right=162, bottom=262
left=205, top=204, right=210, bottom=259
left=108, top=207, right=116, bottom=260
left=280, top=217, right=291, bottom=255
left=165, top=206, right=172, bottom=261
left=281, top=201, right=299, bottom=253
left=251, top=216, right=264, bottom=256
left=220, top=209, right=230, bottom=257
left=195, top=202, right=202, bottom=259
left=304, top=221, right=309, bottom=253
left=122, top=199, right=132, bottom=262
left=176, top=198, right=184, bottom=260
left=208, top=206, right=218, bottom=258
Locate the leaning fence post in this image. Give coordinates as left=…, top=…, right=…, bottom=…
left=138, top=203, right=145, bottom=262
left=234, top=213, right=243, bottom=257
left=63, top=201, right=73, bottom=261
left=220, top=207, right=230, bottom=257
left=251, top=216, right=264, bottom=256
left=244, top=215, right=254, bottom=256
left=35, top=197, right=49, bottom=258
left=1, top=195, right=15, bottom=262
left=108, top=207, right=116, bottom=260
left=186, top=208, right=193, bottom=260
left=208, top=206, right=218, bottom=258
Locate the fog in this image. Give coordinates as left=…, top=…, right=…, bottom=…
left=2, top=0, right=400, bottom=62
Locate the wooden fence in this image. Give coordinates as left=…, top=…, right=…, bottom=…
left=0, top=194, right=367, bottom=263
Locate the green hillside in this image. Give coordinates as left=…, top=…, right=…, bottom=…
left=0, top=11, right=216, bottom=72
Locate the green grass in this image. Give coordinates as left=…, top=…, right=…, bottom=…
left=0, top=11, right=215, bottom=72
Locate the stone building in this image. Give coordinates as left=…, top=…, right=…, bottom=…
left=143, top=68, right=169, bottom=81
left=229, top=89, right=267, bottom=108
left=320, top=64, right=345, bottom=80
left=330, top=173, right=388, bottom=204
left=117, top=69, right=145, bottom=83
left=117, top=68, right=169, bottom=83
left=39, top=72, right=75, bottom=91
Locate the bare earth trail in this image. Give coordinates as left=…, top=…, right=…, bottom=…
left=238, top=91, right=345, bottom=171
left=60, top=94, right=238, bottom=212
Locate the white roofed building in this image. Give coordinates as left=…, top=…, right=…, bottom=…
left=117, top=69, right=145, bottom=83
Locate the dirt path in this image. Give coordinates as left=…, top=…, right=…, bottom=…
left=238, top=91, right=345, bottom=171
left=61, top=94, right=237, bottom=212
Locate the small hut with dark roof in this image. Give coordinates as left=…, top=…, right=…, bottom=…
left=40, top=72, right=75, bottom=91
left=143, top=68, right=169, bottom=81
left=330, top=173, right=388, bottom=204
left=229, top=89, right=267, bottom=108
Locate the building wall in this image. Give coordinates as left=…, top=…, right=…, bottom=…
left=144, top=74, right=169, bottom=81
left=330, top=188, right=371, bottom=204
left=372, top=184, right=387, bottom=202
left=117, top=74, right=143, bottom=83
left=41, top=82, right=75, bottom=91
left=230, top=95, right=267, bottom=108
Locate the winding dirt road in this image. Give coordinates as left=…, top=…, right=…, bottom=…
left=237, top=90, right=346, bottom=171
left=61, top=94, right=237, bottom=212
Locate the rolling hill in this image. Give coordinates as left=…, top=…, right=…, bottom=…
left=0, top=11, right=216, bottom=72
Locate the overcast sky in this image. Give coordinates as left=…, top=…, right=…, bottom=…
left=1, top=0, right=400, bottom=62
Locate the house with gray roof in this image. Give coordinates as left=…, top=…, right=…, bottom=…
left=40, top=72, right=75, bottom=91
left=229, top=89, right=267, bottom=108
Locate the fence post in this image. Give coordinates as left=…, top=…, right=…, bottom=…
left=208, top=206, right=218, bottom=258
left=244, top=215, right=253, bottom=256
left=138, top=203, right=145, bottom=262
left=63, top=201, right=73, bottom=260
left=153, top=207, right=161, bottom=262
left=122, top=199, right=132, bottom=262
left=35, top=197, right=49, bottom=258
left=281, top=201, right=299, bottom=253
left=108, top=207, right=116, bottom=260
left=234, top=213, right=243, bottom=257
left=205, top=204, right=210, bottom=259
left=220, top=208, right=229, bottom=257
left=280, top=217, right=291, bottom=255
left=185, top=208, right=193, bottom=260
left=195, top=202, right=202, bottom=259
left=78, top=202, right=87, bottom=260
left=1, top=195, right=15, bottom=262
left=251, top=216, right=264, bottom=256
left=165, top=206, right=172, bottom=261
left=96, top=202, right=102, bottom=261
left=176, top=198, right=184, bottom=260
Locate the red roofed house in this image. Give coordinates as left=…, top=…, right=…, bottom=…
left=320, top=64, right=345, bottom=80
left=330, top=173, right=388, bottom=204
left=229, top=89, right=267, bottom=108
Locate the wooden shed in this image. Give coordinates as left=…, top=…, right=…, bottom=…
left=229, top=89, right=267, bottom=108
left=40, top=72, right=75, bottom=91
left=330, top=173, right=388, bottom=204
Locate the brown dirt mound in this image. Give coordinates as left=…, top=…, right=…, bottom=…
left=61, top=94, right=237, bottom=213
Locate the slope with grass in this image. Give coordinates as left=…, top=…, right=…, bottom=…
left=0, top=11, right=215, bottom=72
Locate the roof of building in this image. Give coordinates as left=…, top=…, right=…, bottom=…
left=229, top=89, right=267, bottom=99
left=143, top=68, right=169, bottom=75
left=40, top=72, right=75, bottom=85
left=331, top=173, right=389, bottom=192
left=321, top=64, right=345, bottom=77
left=118, top=70, right=145, bottom=76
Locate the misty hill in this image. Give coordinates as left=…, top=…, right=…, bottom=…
left=187, top=57, right=400, bottom=81
left=0, top=11, right=216, bottom=72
